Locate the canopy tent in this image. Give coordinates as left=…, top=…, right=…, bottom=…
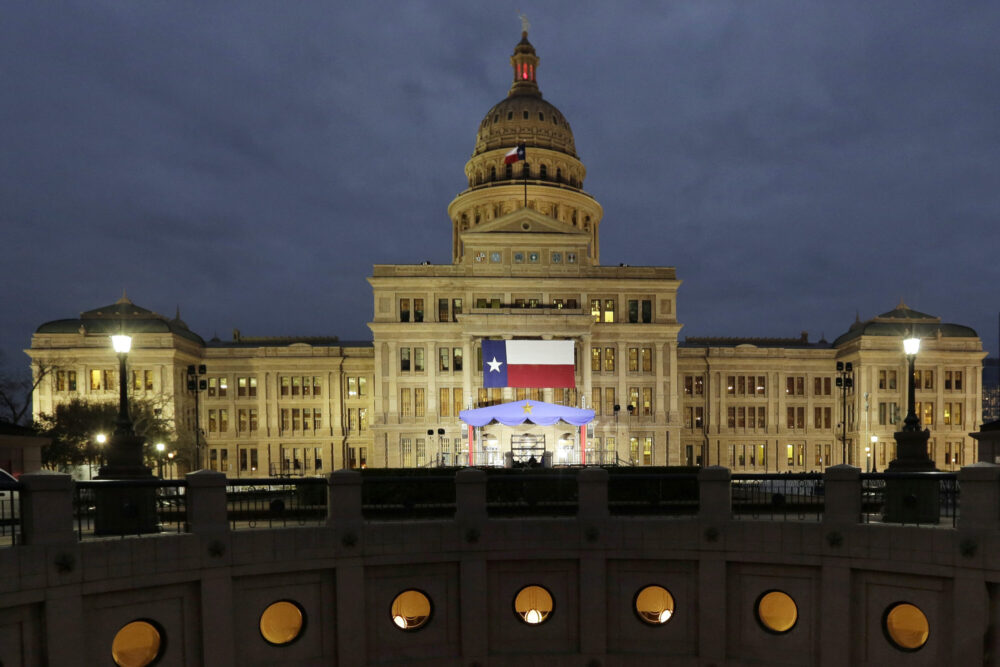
left=459, top=400, right=595, bottom=427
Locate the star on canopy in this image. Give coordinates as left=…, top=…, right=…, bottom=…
left=522, top=402, right=533, bottom=414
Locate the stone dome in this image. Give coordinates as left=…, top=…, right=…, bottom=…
left=472, top=32, right=577, bottom=158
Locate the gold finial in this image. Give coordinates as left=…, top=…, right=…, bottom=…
left=519, top=12, right=530, bottom=34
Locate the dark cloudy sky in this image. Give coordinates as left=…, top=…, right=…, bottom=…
left=3, top=1, right=999, bottom=376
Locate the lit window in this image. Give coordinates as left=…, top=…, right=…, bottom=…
left=259, top=600, right=306, bottom=646
left=883, top=602, right=929, bottom=651
left=529, top=252, right=539, bottom=263
left=391, top=590, right=432, bottom=630
left=755, top=590, right=798, bottom=634
left=514, top=585, right=553, bottom=625
left=634, top=585, right=675, bottom=625
left=111, top=620, right=164, bottom=667
left=551, top=251, right=562, bottom=263
left=567, top=252, right=576, bottom=263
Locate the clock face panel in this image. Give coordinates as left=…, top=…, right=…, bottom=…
left=529, top=252, right=539, bottom=263
left=490, top=251, right=502, bottom=263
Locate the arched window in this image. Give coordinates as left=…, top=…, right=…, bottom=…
left=539, top=164, right=547, bottom=180
left=556, top=167, right=562, bottom=182
left=505, top=164, right=512, bottom=179
left=490, top=166, right=496, bottom=181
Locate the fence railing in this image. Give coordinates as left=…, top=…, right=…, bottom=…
left=486, top=470, right=578, bottom=517
left=0, top=482, right=20, bottom=547
left=731, top=474, right=825, bottom=521
left=360, top=473, right=456, bottom=520
left=225, top=477, right=327, bottom=530
left=75, top=479, right=187, bottom=540
left=860, top=472, right=959, bottom=527
left=607, top=472, right=699, bottom=516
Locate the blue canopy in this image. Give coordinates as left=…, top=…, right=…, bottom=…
left=459, top=400, right=595, bottom=427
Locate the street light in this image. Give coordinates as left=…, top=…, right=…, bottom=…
left=110, top=334, right=133, bottom=436
left=835, top=361, right=854, bottom=464
left=902, top=336, right=921, bottom=432
left=155, top=442, right=166, bottom=478
left=186, top=364, right=208, bottom=469
left=870, top=435, right=878, bottom=473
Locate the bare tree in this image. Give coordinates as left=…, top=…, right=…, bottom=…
left=0, top=352, right=59, bottom=426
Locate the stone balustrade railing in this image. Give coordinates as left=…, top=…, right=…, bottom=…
left=11, top=463, right=1000, bottom=546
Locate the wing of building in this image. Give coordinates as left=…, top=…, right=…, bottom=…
left=27, top=31, right=986, bottom=475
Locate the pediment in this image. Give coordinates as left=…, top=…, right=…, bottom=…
left=466, top=208, right=586, bottom=236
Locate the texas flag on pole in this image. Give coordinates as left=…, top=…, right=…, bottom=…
left=504, top=144, right=526, bottom=164
left=482, top=339, right=575, bottom=388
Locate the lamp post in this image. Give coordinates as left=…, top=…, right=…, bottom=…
left=870, top=435, right=878, bottom=473
left=885, top=333, right=938, bottom=523
left=835, top=361, right=854, bottom=464
left=186, top=364, right=207, bottom=470
left=155, top=442, right=165, bottom=478
left=167, top=451, right=175, bottom=478
left=94, top=333, right=158, bottom=535
left=92, top=432, right=107, bottom=478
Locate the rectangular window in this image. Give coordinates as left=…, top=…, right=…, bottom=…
left=440, top=388, right=450, bottom=416
left=604, top=347, right=615, bottom=372
left=414, top=298, right=424, bottom=322
left=628, top=299, right=638, bottom=323
left=944, top=403, right=952, bottom=425
left=605, top=387, right=615, bottom=414
left=359, top=408, right=368, bottom=431
left=401, top=438, right=413, bottom=467
left=641, top=347, right=652, bottom=373
left=452, top=298, right=462, bottom=321
left=400, top=347, right=411, bottom=372
left=280, top=409, right=289, bottom=432
left=400, top=388, right=412, bottom=417
left=414, top=388, right=425, bottom=417
left=438, top=298, right=449, bottom=322
left=642, top=299, right=652, bottom=323
left=695, top=406, right=704, bottom=428
left=416, top=438, right=426, bottom=466
left=603, top=299, right=615, bottom=323
left=628, top=348, right=638, bottom=372
left=280, top=376, right=290, bottom=396
left=301, top=408, right=312, bottom=432
left=628, top=387, right=639, bottom=412
left=591, top=299, right=601, bottom=323
left=439, top=348, right=450, bottom=372
left=90, top=369, right=102, bottom=391
left=641, top=387, right=652, bottom=416
left=728, top=376, right=735, bottom=395
left=954, top=403, right=962, bottom=426
left=757, top=406, right=766, bottom=429
left=592, top=388, right=602, bottom=415
left=923, top=370, right=933, bottom=390
left=591, top=347, right=601, bottom=372
left=209, top=409, right=218, bottom=432
left=453, top=389, right=463, bottom=417
left=684, top=376, right=693, bottom=395
left=249, top=408, right=258, bottom=432
left=737, top=406, right=746, bottom=428
left=238, top=409, right=248, bottom=433
left=348, top=377, right=358, bottom=397
left=292, top=376, right=301, bottom=396
left=292, top=408, right=301, bottom=431
left=400, top=298, right=410, bottom=322
left=219, top=408, right=228, bottom=432
left=453, top=348, right=463, bottom=371
left=313, top=409, right=322, bottom=431
left=879, top=370, right=887, bottom=390
left=888, top=371, right=897, bottom=390
left=955, top=371, right=963, bottom=391
left=728, top=407, right=736, bottom=428
left=312, top=376, right=321, bottom=396
left=414, top=347, right=425, bottom=372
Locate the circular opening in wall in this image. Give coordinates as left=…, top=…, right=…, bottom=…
left=521, top=222, right=531, bottom=230
left=755, top=590, right=798, bottom=634
left=111, top=619, right=164, bottom=667
left=634, top=585, right=675, bottom=625
left=259, top=600, right=306, bottom=646
left=514, top=585, right=554, bottom=625
left=883, top=602, right=929, bottom=651
left=391, top=590, right=433, bottom=631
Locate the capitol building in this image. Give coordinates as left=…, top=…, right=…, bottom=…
left=28, top=30, right=986, bottom=476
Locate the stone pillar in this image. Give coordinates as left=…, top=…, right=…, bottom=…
left=958, top=463, right=1000, bottom=531
left=185, top=470, right=229, bottom=534
left=971, top=426, right=1000, bottom=464
left=19, top=472, right=75, bottom=545
left=455, top=467, right=487, bottom=527
left=698, top=465, right=731, bottom=523
left=327, top=469, right=363, bottom=528
left=822, top=464, right=861, bottom=525
left=577, top=467, right=609, bottom=522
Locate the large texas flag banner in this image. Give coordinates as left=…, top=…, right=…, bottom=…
left=482, top=339, right=575, bottom=388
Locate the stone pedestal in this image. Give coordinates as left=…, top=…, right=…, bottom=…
left=94, top=432, right=159, bottom=536
left=884, top=428, right=939, bottom=524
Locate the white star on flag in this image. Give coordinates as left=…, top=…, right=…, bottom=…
left=487, top=357, right=503, bottom=373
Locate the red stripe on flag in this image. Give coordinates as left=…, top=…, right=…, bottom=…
left=506, top=364, right=575, bottom=388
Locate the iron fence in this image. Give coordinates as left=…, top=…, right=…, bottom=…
left=486, top=470, right=578, bottom=517
left=731, top=473, right=825, bottom=521
left=860, top=472, right=959, bottom=527
left=75, top=479, right=188, bottom=540
left=361, top=474, right=456, bottom=520
left=607, top=472, right=699, bottom=516
left=226, top=477, right=327, bottom=530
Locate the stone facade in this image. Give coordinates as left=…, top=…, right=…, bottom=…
left=27, top=31, right=985, bottom=475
